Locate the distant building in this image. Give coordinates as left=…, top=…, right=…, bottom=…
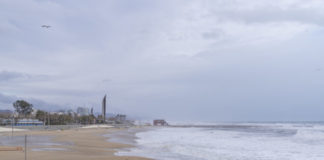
left=16, top=119, right=43, bottom=126
left=115, top=114, right=126, bottom=123
left=0, top=110, right=12, bottom=118
left=102, top=95, right=107, bottom=122
left=67, top=109, right=75, bottom=116
left=49, top=111, right=65, bottom=115
left=31, top=109, right=38, bottom=117
left=57, top=111, right=65, bottom=115
left=77, top=107, right=89, bottom=116
left=153, top=119, right=168, bottom=126
left=0, top=118, right=13, bottom=125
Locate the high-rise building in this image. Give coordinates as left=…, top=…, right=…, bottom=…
left=77, top=107, right=89, bottom=116
left=102, top=95, right=106, bottom=123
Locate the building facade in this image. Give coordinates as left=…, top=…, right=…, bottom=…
left=77, top=107, right=89, bottom=116
left=15, top=119, right=43, bottom=126
left=102, top=95, right=106, bottom=122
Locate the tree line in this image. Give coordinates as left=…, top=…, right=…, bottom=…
left=11, top=100, right=97, bottom=125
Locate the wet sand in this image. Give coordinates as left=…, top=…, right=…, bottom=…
left=0, top=127, right=151, bottom=160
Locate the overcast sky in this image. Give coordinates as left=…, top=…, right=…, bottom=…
left=1, top=0, right=324, bottom=121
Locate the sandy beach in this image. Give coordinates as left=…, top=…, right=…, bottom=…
left=0, top=127, right=150, bottom=160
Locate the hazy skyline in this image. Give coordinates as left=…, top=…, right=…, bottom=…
left=1, top=0, right=324, bottom=121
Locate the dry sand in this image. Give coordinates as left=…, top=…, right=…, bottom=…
left=0, top=127, right=151, bottom=160
left=0, top=127, right=25, bottom=132
left=81, top=124, right=114, bottom=129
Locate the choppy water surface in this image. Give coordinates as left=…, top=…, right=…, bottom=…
left=117, top=123, right=324, bottom=160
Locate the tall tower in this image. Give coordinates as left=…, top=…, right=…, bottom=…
left=102, top=95, right=106, bottom=123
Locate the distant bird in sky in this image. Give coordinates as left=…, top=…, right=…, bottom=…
left=41, top=25, right=51, bottom=28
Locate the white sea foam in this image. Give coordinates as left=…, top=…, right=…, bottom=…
left=117, top=123, right=324, bottom=160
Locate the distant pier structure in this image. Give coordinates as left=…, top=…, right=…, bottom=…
left=102, top=95, right=107, bottom=123
left=153, top=119, right=168, bottom=126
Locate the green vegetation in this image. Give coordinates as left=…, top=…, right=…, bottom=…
left=35, top=110, right=96, bottom=125
left=13, top=100, right=33, bottom=118
left=10, top=99, right=113, bottom=125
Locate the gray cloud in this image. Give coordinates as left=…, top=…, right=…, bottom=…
left=208, top=3, right=324, bottom=25
left=0, top=92, right=67, bottom=111
left=0, top=71, right=25, bottom=82
left=0, top=93, right=16, bottom=104
left=0, top=71, right=50, bottom=82
left=1, top=0, right=324, bottom=121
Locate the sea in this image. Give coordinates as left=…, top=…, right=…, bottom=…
left=116, top=122, right=324, bottom=160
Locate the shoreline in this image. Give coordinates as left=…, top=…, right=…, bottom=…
left=0, top=126, right=151, bottom=160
